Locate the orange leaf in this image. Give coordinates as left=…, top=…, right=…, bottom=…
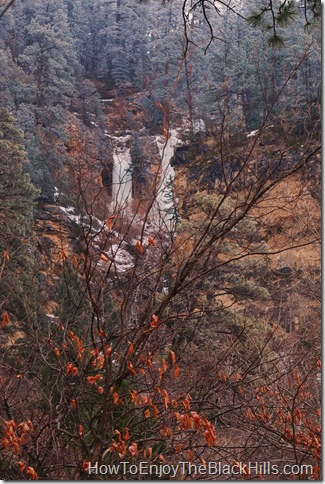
left=113, top=392, right=119, bottom=404
left=78, top=425, right=83, bottom=435
left=72, top=255, right=78, bottom=268
left=105, top=345, right=112, bottom=357
left=136, top=241, right=143, bottom=253
left=18, top=461, right=25, bottom=473
left=1, top=311, right=10, bottom=327
left=99, top=253, right=109, bottom=262
left=147, top=236, right=156, bottom=247
left=128, top=442, right=138, bottom=457
left=161, top=389, right=170, bottom=409
left=130, top=390, right=138, bottom=405
left=87, top=375, right=102, bottom=385
left=54, top=347, right=60, bottom=357
left=87, top=376, right=96, bottom=385
left=174, top=365, right=180, bottom=378
left=71, top=399, right=77, bottom=408
left=160, top=425, right=172, bottom=438
left=2, top=437, right=10, bottom=450
left=26, top=466, right=38, bottom=480
left=161, top=358, right=167, bottom=373
left=97, top=386, right=104, bottom=394
left=61, top=249, right=69, bottom=260
left=152, top=404, right=158, bottom=418
left=144, top=409, right=151, bottom=418
left=182, top=396, right=191, bottom=411
left=66, top=363, right=78, bottom=375
left=246, top=410, right=255, bottom=421
left=128, top=342, right=134, bottom=355
left=204, top=426, right=217, bottom=446
left=170, top=350, right=176, bottom=365
left=127, top=361, right=136, bottom=375
left=123, top=428, right=130, bottom=441
left=105, top=215, right=115, bottom=231
left=150, top=314, right=159, bottom=328
left=163, top=128, right=168, bottom=139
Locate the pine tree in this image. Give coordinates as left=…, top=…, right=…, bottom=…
left=18, top=0, right=78, bottom=112
left=0, top=107, right=38, bottom=321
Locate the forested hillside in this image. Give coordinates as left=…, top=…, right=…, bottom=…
left=0, top=0, right=321, bottom=480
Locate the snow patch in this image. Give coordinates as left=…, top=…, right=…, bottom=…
left=247, top=129, right=259, bottom=138
left=58, top=206, right=81, bottom=224
left=54, top=186, right=60, bottom=202
left=192, top=118, right=206, bottom=133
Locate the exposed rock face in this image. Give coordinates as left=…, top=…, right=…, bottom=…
left=35, top=204, right=72, bottom=261
left=171, top=130, right=320, bottom=336
left=34, top=202, right=76, bottom=313
left=172, top=146, right=190, bottom=167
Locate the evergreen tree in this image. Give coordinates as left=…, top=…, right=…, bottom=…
left=18, top=0, right=78, bottom=112
left=0, top=108, right=38, bottom=321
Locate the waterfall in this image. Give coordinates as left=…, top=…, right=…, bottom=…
left=110, top=134, right=133, bottom=207
left=153, top=129, right=181, bottom=230
left=108, top=130, right=181, bottom=230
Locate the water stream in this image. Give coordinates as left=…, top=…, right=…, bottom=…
left=110, top=134, right=133, bottom=207
left=153, top=129, right=181, bottom=231
left=109, top=129, right=181, bottom=231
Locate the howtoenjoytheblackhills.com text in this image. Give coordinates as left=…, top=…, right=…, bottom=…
left=85, top=460, right=313, bottom=478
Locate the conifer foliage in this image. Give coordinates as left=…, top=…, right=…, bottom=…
left=0, top=108, right=38, bottom=321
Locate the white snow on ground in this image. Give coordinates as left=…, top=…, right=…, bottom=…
left=58, top=204, right=135, bottom=273
left=58, top=206, right=108, bottom=232
left=110, top=244, right=134, bottom=271
left=58, top=206, right=81, bottom=224
left=247, top=129, right=259, bottom=138
left=192, top=118, right=206, bottom=133
left=54, top=186, right=61, bottom=202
